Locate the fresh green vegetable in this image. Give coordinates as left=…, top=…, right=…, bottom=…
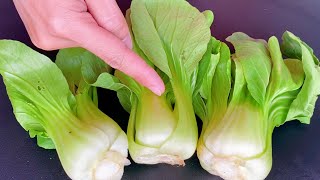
left=0, top=41, right=129, bottom=180
left=1, top=0, right=318, bottom=178
left=114, top=0, right=212, bottom=165
left=194, top=32, right=320, bottom=180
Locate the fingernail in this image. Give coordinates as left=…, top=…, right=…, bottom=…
left=151, top=88, right=163, bottom=96
left=150, top=85, right=165, bottom=96
left=123, top=35, right=133, bottom=49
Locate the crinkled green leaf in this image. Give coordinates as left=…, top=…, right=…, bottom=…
left=114, top=70, right=141, bottom=112
left=207, top=43, right=232, bottom=119
left=194, top=38, right=231, bottom=122
left=281, top=31, right=319, bottom=65
left=131, top=0, right=211, bottom=79
left=55, top=49, right=82, bottom=94
left=199, top=46, right=220, bottom=100
left=201, top=42, right=232, bottom=142
left=192, top=94, right=207, bottom=122
left=269, top=89, right=300, bottom=127
left=202, top=10, right=214, bottom=27
left=56, top=47, right=111, bottom=93
left=115, top=70, right=141, bottom=96
left=281, top=32, right=320, bottom=123
left=125, top=9, right=154, bottom=68
left=268, top=58, right=305, bottom=127
left=81, top=55, right=111, bottom=85
left=35, top=132, right=55, bottom=149
left=56, top=47, right=130, bottom=113
left=284, top=59, right=305, bottom=87
left=226, top=32, right=271, bottom=105
left=91, top=73, right=126, bottom=92
left=266, top=37, right=300, bottom=99
left=265, top=36, right=305, bottom=127
left=193, top=37, right=217, bottom=97
left=0, top=40, right=75, bottom=149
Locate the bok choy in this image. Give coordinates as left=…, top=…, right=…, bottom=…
left=194, top=32, right=320, bottom=180
left=114, top=0, right=212, bottom=165
left=0, top=41, right=129, bottom=180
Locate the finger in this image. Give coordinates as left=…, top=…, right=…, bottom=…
left=85, top=0, right=132, bottom=48
left=65, top=13, right=165, bottom=95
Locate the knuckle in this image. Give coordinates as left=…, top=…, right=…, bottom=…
left=100, top=16, right=127, bottom=37
left=107, top=53, right=126, bottom=70
left=48, top=16, right=68, bottom=36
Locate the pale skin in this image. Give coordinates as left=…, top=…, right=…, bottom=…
left=13, top=0, right=165, bottom=95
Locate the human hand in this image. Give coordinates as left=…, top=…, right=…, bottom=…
left=13, top=0, right=165, bottom=95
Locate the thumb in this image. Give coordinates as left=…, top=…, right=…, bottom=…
left=85, top=0, right=132, bottom=48
left=64, top=13, right=165, bottom=95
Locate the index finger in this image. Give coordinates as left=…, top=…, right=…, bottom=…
left=63, top=13, right=165, bottom=95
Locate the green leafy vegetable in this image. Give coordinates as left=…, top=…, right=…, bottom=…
left=115, top=0, right=212, bottom=165
left=1, top=0, right=319, bottom=178
left=195, top=32, right=320, bottom=180
left=0, top=41, right=129, bottom=180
